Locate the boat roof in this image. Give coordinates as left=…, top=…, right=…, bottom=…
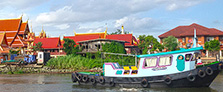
left=137, top=47, right=203, bottom=58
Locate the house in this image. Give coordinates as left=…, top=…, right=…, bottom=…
left=0, top=16, right=30, bottom=54
left=77, top=38, right=127, bottom=54
left=158, top=23, right=223, bottom=57
left=63, top=29, right=139, bottom=54
left=34, top=37, right=65, bottom=57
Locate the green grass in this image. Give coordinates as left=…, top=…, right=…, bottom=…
left=46, top=55, right=135, bottom=71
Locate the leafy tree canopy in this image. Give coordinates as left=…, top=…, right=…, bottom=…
left=163, top=36, right=178, bottom=51
left=138, top=35, right=164, bottom=54
left=102, top=41, right=126, bottom=54
left=63, top=38, right=79, bottom=55
left=110, top=29, right=129, bottom=34
left=204, top=39, right=220, bottom=51
left=33, top=42, right=43, bottom=51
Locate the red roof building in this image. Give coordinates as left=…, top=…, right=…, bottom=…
left=158, top=23, right=223, bottom=57
left=34, top=37, right=65, bottom=57
left=63, top=31, right=139, bottom=54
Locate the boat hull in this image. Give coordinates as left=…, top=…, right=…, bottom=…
left=72, top=62, right=223, bottom=88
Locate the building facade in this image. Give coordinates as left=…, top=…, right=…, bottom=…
left=159, top=23, right=223, bottom=57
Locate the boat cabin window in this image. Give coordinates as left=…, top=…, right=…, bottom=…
left=178, top=56, right=184, bottom=60
left=159, top=56, right=172, bottom=66
left=144, top=58, right=157, bottom=67
left=185, top=54, right=192, bottom=61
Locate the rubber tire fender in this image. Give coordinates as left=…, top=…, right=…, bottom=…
left=187, top=73, right=196, bottom=82
left=77, top=74, right=82, bottom=81
left=141, top=78, right=149, bottom=88
left=109, top=78, right=115, bottom=87
left=206, top=67, right=213, bottom=75
left=90, top=76, right=96, bottom=85
left=164, top=76, right=172, bottom=85
left=82, top=75, right=89, bottom=83
left=98, top=76, right=105, bottom=84
left=71, top=73, right=77, bottom=82
left=198, top=70, right=206, bottom=78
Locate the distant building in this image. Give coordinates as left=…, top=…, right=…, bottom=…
left=34, top=37, right=65, bottom=57
left=64, top=29, right=139, bottom=54
left=0, top=16, right=30, bottom=54
left=158, top=23, right=223, bottom=57
left=77, top=38, right=127, bottom=54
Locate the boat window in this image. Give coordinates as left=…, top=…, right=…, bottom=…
left=144, top=58, right=157, bottom=67
left=178, top=56, right=184, bottom=60
left=159, top=56, right=172, bottom=66
left=185, top=54, right=192, bottom=61
left=191, top=54, right=197, bottom=61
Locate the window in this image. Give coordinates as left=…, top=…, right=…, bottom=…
left=159, top=56, right=172, bottom=66
left=191, top=54, right=196, bottom=61
left=185, top=54, right=192, bottom=61
left=182, top=38, right=185, bottom=43
left=144, top=58, right=157, bottom=67
left=178, top=55, right=184, bottom=60
left=206, top=37, right=214, bottom=42
left=220, top=37, right=223, bottom=41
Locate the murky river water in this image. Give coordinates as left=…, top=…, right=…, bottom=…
left=0, top=72, right=223, bottom=92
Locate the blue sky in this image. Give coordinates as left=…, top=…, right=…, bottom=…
left=0, top=0, right=222, bottom=39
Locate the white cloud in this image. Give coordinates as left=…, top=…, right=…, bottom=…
left=115, top=16, right=160, bottom=30
left=0, top=0, right=49, bottom=10
left=54, top=24, right=70, bottom=30
left=35, top=0, right=207, bottom=25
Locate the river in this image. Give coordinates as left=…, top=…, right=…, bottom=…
left=0, top=72, right=223, bottom=92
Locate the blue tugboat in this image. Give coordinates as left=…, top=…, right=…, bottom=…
left=72, top=30, right=223, bottom=88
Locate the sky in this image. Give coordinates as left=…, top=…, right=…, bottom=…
left=0, top=0, right=222, bottom=39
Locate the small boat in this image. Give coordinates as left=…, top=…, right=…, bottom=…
left=71, top=30, right=223, bottom=88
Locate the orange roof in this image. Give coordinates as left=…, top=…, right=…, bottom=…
left=159, top=23, right=223, bottom=38
left=34, top=37, right=61, bottom=49
left=10, top=35, right=26, bottom=47
left=0, top=17, right=30, bottom=47
left=75, top=32, right=106, bottom=38
left=0, top=18, right=21, bottom=31
left=18, top=22, right=29, bottom=35
left=0, top=33, right=9, bottom=53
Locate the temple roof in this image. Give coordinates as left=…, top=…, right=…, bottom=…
left=106, top=34, right=138, bottom=47
left=0, top=18, right=21, bottom=31
left=0, top=33, right=9, bottom=53
left=0, top=17, right=29, bottom=47
left=34, top=37, right=61, bottom=49
left=159, top=23, right=223, bottom=38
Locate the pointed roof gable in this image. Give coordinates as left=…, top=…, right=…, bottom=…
left=10, top=35, right=25, bottom=47
left=18, top=22, right=30, bottom=35
left=34, top=37, right=61, bottom=49
left=159, top=23, right=223, bottom=38
left=0, top=33, right=9, bottom=53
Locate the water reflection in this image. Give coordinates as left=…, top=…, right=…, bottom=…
left=0, top=72, right=222, bottom=92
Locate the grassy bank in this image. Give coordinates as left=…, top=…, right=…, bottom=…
left=46, top=55, right=135, bottom=71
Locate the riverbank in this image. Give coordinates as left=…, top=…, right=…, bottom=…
left=0, top=64, right=102, bottom=74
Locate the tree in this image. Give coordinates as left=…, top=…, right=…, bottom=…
left=102, top=41, right=126, bottom=54
left=33, top=42, right=43, bottom=51
left=163, top=36, right=178, bottom=51
left=204, top=39, right=220, bottom=57
left=138, top=35, right=164, bottom=54
left=63, top=38, right=79, bottom=55
left=110, top=29, right=129, bottom=34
